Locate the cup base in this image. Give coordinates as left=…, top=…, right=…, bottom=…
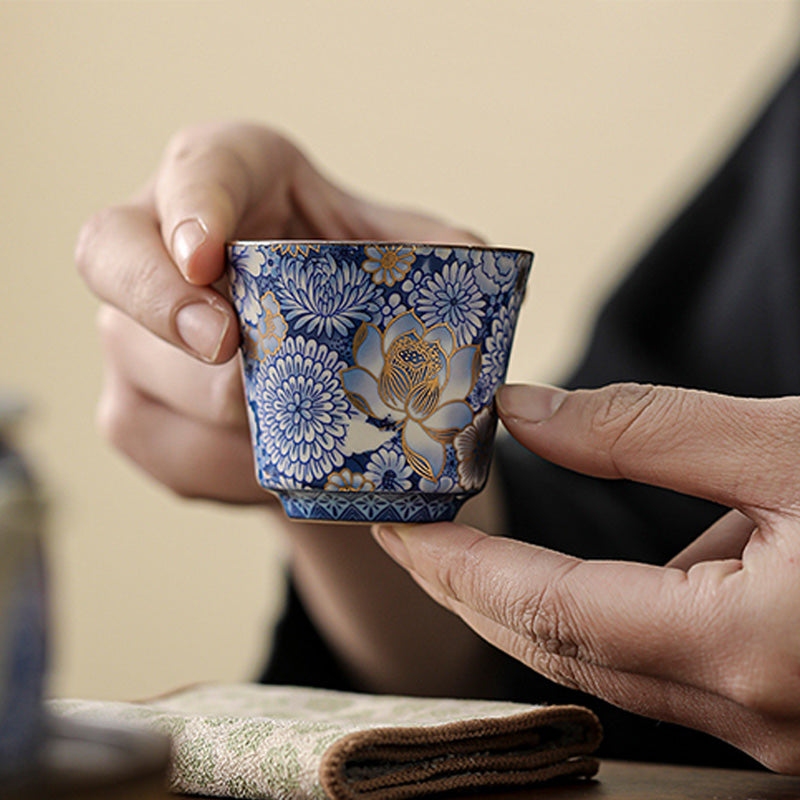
left=277, top=489, right=472, bottom=524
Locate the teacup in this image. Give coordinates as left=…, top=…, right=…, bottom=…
left=227, top=241, right=532, bottom=523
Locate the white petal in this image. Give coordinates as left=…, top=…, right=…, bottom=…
left=384, top=310, right=424, bottom=348
left=403, top=420, right=446, bottom=481
left=440, top=345, right=480, bottom=405
left=423, top=401, right=473, bottom=435
left=341, top=367, right=397, bottom=421
left=353, top=323, right=384, bottom=370
left=422, top=324, right=455, bottom=355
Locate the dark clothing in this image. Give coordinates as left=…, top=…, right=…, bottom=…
left=262, top=59, right=800, bottom=769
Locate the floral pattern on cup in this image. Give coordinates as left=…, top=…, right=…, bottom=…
left=240, top=291, right=287, bottom=361
left=342, top=311, right=478, bottom=482
left=251, top=335, right=351, bottom=485
left=362, top=244, right=417, bottom=286
left=275, top=251, right=381, bottom=337
left=228, top=241, right=532, bottom=522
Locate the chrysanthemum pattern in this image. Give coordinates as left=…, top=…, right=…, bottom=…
left=276, top=252, right=380, bottom=337
left=481, top=305, right=514, bottom=389
left=364, top=446, right=413, bottom=492
left=228, top=242, right=532, bottom=521
left=251, top=336, right=351, bottom=485
left=454, top=407, right=496, bottom=491
left=471, top=249, right=518, bottom=295
left=414, top=261, right=485, bottom=346
left=362, top=245, right=416, bottom=286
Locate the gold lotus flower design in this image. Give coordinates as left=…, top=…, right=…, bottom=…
left=341, top=311, right=480, bottom=481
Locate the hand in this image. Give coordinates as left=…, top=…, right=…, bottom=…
left=372, top=381, right=800, bottom=772
left=76, top=122, right=479, bottom=502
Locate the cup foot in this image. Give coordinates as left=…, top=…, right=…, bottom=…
left=277, top=490, right=472, bottom=524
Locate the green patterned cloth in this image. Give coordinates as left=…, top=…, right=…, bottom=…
left=49, top=683, right=601, bottom=800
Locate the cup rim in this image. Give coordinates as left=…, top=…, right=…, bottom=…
left=227, top=239, right=534, bottom=257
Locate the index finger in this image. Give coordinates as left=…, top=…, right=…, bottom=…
left=76, top=124, right=301, bottom=362
left=374, top=521, right=744, bottom=701
left=75, top=204, right=239, bottom=363
left=152, top=122, right=302, bottom=285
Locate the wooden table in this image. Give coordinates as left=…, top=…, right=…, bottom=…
left=25, top=759, right=800, bottom=800
left=480, top=760, right=800, bottom=799
left=181, top=763, right=800, bottom=799
left=13, top=717, right=800, bottom=799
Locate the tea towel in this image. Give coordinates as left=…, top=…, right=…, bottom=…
left=49, top=683, right=601, bottom=800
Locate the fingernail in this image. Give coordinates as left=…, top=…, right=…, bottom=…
left=372, top=524, right=413, bottom=570
left=172, top=218, right=207, bottom=273
left=496, top=383, right=568, bottom=422
left=175, top=301, right=229, bottom=362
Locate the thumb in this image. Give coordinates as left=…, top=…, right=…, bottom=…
left=496, top=382, right=800, bottom=516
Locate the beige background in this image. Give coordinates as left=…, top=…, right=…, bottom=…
left=1, top=0, right=798, bottom=701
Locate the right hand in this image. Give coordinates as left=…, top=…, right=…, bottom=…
left=76, top=122, right=481, bottom=504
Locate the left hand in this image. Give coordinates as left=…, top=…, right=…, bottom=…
left=372, top=382, right=800, bottom=772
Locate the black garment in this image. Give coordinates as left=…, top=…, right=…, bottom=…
left=262, top=58, right=800, bottom=769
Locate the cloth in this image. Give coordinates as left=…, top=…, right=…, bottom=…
left=49, top=683, right=601, bottom=800
left=263, top=54, right=800, bottom=772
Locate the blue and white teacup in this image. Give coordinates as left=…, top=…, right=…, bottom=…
left=228, top=241, right=532, bottom=523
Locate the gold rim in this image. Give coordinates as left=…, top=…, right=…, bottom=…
left=227, top=239, right=534, bottom=257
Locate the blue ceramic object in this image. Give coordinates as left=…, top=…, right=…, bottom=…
left=228, top=241, right=532, bottom=523
left=0, top=398, right=47, bottom=779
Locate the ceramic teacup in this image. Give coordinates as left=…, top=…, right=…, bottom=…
left=227, top=241, right=532, bottom=523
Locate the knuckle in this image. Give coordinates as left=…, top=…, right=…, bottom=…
left=74, top=206, right=123, bottom=280
left=162, top=137, right=249, bottom=219
left=164, top=121, right=284, bottom=159
left=126, top=254, right=172, bottom=329
left=514, top=634, right=592, bottom=694
left=237, top=122, right=297, bottom=159
left=159, top=123, right=302, bottom=233
left=499, top=560, right=588, bottom=692
left=526, top=644, right=585, bottom=691
left=520, top=561, right=584, bottom=660
left=164, top=124, right=207, bottom=163
left=431, top=533, right=495, bottom=612
left=163, top=126, right=235, bottom=186
left=592, top=382, right=659, bottom=435
left=591, top=383, right=679, bottom=474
